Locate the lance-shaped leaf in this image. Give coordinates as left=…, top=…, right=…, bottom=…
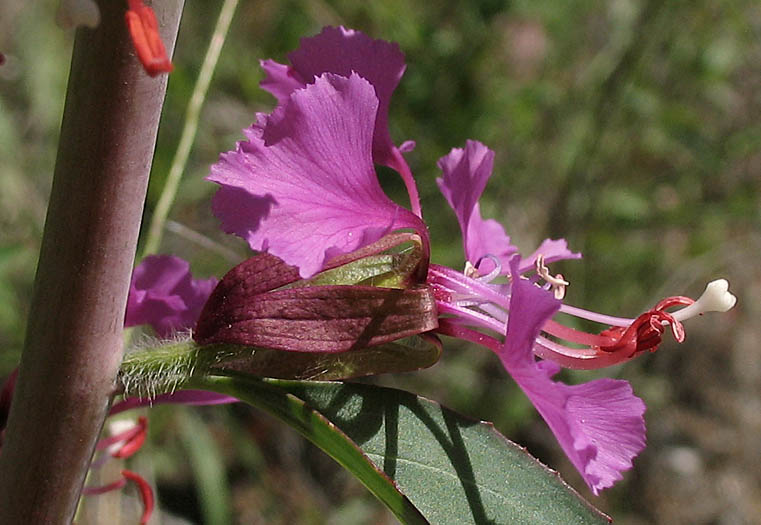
left=188, top=375, right=611, bottom=524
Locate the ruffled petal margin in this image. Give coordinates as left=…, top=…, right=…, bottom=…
left=518, top=238, right=582, bottom=274
left=260, top=26, right=406, bottom=165
left=500, top=258, right=646, bottom=494
left=437, top=140, right=517, bottom=273
left=209, top=73, right=425, bottom=278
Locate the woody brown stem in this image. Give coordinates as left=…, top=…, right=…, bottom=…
left=0, top=1, right=183, bottom=522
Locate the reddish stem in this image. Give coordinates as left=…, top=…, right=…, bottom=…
left=0, top=1, right=183, bottom=522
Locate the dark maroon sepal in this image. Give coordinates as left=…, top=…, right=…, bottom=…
left=195, top=278, right=438, bottom=352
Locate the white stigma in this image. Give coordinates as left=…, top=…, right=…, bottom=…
left=672, top=279, right=737, bottom=322
left=464, top=261, right=479, bottom=278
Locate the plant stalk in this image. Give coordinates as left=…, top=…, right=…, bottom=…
left=0, top=1, right=183, bottom=522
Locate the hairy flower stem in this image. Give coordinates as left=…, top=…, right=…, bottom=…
left=119, top=340, right=244, bottom=398
left=0, top=1, right=183, bottom=522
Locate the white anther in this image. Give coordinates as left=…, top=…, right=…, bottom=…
left=464, top=255, right=502, bottom=282
left=672, top=279, right=737, bottom=322
left=551, top=274, right=567, bottom=300
left=464, top=261, right=479, bottom=278
left=536, top=254, right=569, bottom=300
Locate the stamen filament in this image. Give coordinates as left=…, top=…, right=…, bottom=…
left=82, top=478, right=127, bottom=496
left=558, top=304, right=633, bottom=327
left=437, top=319, right=502, bottom=353
left=541, top=319, right=615, bottom=347
left=436, top=302, right=506, bottom=334
left=429, top=264, right=512, bottom=310
left=533, top=337, right=628, bottom=370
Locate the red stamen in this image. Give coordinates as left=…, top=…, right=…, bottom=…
left=111, top=416, right=148, bottom=459
left=653, top=295, right=694, bottom=311
left=122, top=470, right=155, bottom=525
left=543, top=319, right=616, bottom=347
left=96, top=416, right=148, bottom=454
left=125, top=0, right=173, bottom=77
left=83, top=470, right=154, bottom=523
left=597, top=296, right=694, bottom=356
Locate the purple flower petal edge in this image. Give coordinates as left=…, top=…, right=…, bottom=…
left=518, top=238, right=582, bottom=274
left=259, top=58, right=305, bottom=105
left=126, top=255, right=218, bottom=337
left=209, top=72, right=425, bottom=278
left=437, top=140, right=517, bottom=273
left=260, top=26, right=406, bottom=166
left=500, top=258, right=646, bottom=494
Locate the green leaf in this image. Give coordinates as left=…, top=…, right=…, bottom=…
left=188, top=375, right=429, bottom=525
left=189, top=376, right=610, bottom=525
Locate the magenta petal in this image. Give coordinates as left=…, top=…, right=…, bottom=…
left=518, top=238, right=582, bottom=274
left=437, top=140, right=517, bottom=271
left=210, top=186, right=278, bottom=243
left=398, top=140, right=416, bottom=153
left=465, top=205, right=518, bottom=274
left=500, top=258, right=646, bottom=494
left=125, top=255, right=218, bottom=337
left=110, top=390, right=237, bottom=415
left=259, top=58, right=305, bottom=105
left=261, top=26, right=406, bottom=165
left=209, top=73, right=424, bottom=278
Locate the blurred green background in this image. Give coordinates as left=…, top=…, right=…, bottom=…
left=1, top=0, right=759, bottom=523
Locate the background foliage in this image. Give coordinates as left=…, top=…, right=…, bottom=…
left=1, top=0, right=759, bottom=523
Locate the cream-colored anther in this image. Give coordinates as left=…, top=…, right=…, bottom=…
left=464, top=260, right=479, bottom=278
left=536, top=254, right=569, bottom=300
left=672, top=279, right=737, bottom=322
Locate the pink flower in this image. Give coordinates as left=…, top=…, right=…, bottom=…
left=259, top=25, right=422, bottom=217
left=126, top=255, right=217, bottom=338
left=205, top=27, right=736, bottom=494
left=208, top=73, right=426, bottom=279
left=260, top=26, right=407, bottom=168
